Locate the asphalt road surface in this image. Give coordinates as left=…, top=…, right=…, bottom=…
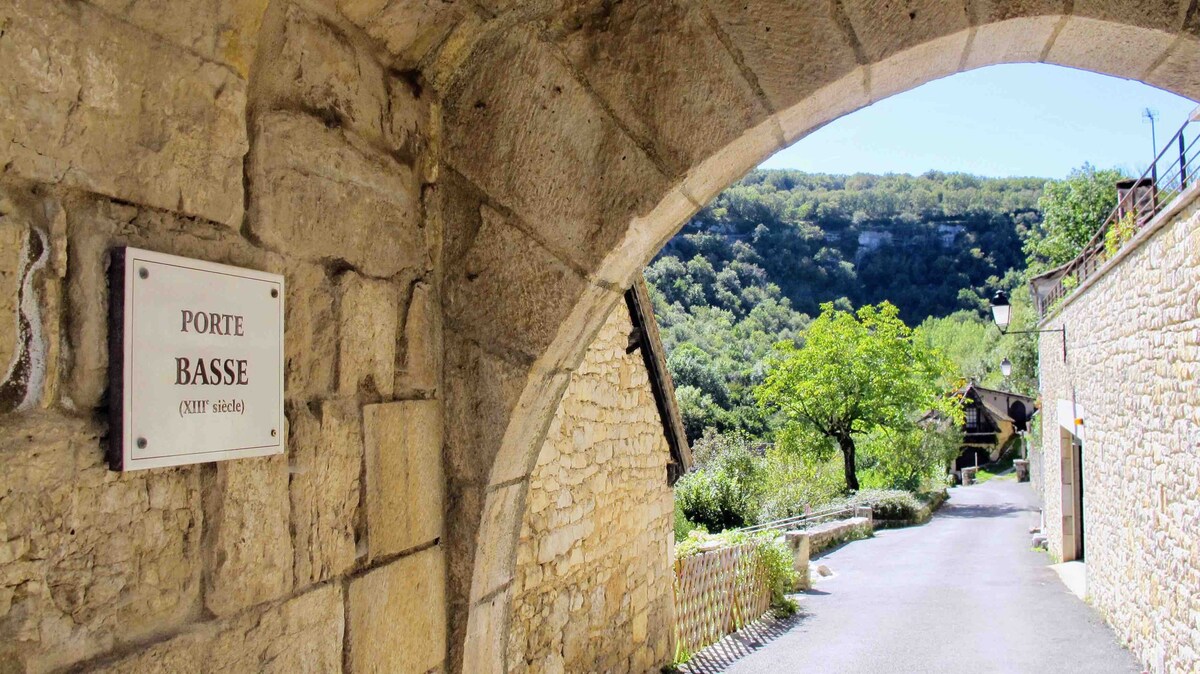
left=685, top=479, right=1142, bottom=674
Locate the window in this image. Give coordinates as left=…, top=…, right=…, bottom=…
left=965, top=407, right=980, bottom=430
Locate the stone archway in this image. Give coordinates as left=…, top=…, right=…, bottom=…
left=436, top=3, right=1200, bottom=672
left=1, top=0, right=1198, bottom=672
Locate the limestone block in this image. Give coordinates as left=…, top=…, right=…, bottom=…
left=461, top=585, right=510, bottom=674
left=337, top=0, right=466, bottom=69
left=546, top=0, right=771, bottom=176
left=204, top=453, right=294, bottom=617
left=86, top=0, right=269, bottom=76
left=704, top=0, right=860, bottom=112
left=247, top=111, right=426, bottom=278
left=471, top=481, right=527, bottom=603
left=1146, top=37, right=1200, bottom=101
left=100, top=582, right=343, bottom=673
left=398, top=281, right=440, bottom=393
left=443, top=28, right=671, bottom=273
left=445, top=206, right=588, bottom=359
left=288, top=399, right=363, bottom=587
left=443, top=331, right=529, bottom=488
left=1072, top=0, right=1186, bottom=33
left=63, top=194, right=278, bottom=411
left=337, top=273, right=400, bottom=397
left=0, top=414, right=201, bottom=672
left=282, top=261, right=337, bottom=400
left=839, top=0, right=969, bottom=63
left=1045, top=16, right=1174, bottom=80
left=348, top=545, right=447, bottom=673
left=870, top=30, right=968, bottom=102
left=962, top=16, right=1060, bottom=70
left=776, top=68, right=870, bottom=146
left=968, top=0, right=1065, bottom=22
left=363, top=400, right=444, bottom=559
left=258, top=4, right=394, bottom=153
left=0, top=0, right=247, bottom=227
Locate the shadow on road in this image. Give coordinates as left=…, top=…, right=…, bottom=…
left=678, top=611, right=810, bottom=674
left=936, top=503, right=1033, bottom=519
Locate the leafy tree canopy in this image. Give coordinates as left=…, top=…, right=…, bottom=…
left=755, top=302, right=963, bottom=492
left=1023, top=163, right=1125, bottom=272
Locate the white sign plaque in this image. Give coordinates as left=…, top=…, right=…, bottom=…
left=110, top=247, right=284, bottom=471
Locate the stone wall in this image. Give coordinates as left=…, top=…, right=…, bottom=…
left=507, top=307, right=675, bottom=674
left=1036, top=193, right=1200, bottom=674
left=0, top=1, right=445, bottom=671
left=5, top=0, right=1200, bottom=672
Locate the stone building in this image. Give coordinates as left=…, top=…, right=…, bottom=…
left=1032, top=187, right=1200, bottom=673
left=954, top=382, right=1034, bottom=472
left=507, top=280, right=688, bottom=674
left=4, top=0, right=1200, bottom=672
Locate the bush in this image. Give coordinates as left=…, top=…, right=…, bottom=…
left=674, top=501, right=704, bottom=542
left=675, top=432, right=766, bottom=532
left=832, top=489, right=924, bottom=522
left=756, top=450, right=844, bottom=523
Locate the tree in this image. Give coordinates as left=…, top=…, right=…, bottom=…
left=1023, top=164, right=1124, bottom=272
left=756, top=302, right=962, bottom=492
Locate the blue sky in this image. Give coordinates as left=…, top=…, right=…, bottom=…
left=761, top=63, right=1197, bottom=179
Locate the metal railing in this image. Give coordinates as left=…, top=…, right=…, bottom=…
left=1032, top=110, right=1200, bottom=316
left=736, top=503, right=859, bottom=535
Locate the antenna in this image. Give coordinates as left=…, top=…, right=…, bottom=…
left=1144, top=108, right=1159, bottom=180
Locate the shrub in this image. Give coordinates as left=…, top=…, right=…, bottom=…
left=675, top=432, right=766, bottom=532
left=831, top=488, right=924, bottom=522
left=674, top=501, right=704, bottom=542
left=756, top=450, right=844, bottom=523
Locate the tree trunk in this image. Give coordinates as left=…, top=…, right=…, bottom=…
left=836, top=434, right=859, bottom=493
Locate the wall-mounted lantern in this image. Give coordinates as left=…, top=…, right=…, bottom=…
left=1000, top=357, right=1012, bottom=377
left=990, top=290, right=1067, bottom=359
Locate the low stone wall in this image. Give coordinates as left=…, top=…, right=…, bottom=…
left=506, top=307, right=675, bottom=674
left=807, top=515, right=874, bottom=557
left=1036, top=192, right=1200, bottom=673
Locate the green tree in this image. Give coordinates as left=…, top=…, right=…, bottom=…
left=756, top=302, right=963, bottom=492
left=1023, top=164, right=1124, bottom=272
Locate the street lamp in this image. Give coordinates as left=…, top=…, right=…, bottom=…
left=1000, top=357, right=1012, bottom=377
left=991, top=290, right=1012, bottom=331
left=989, top=290, right=1067, bottom=358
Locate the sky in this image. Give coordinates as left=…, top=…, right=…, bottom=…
left=761, top=63, right=1198, bottom=180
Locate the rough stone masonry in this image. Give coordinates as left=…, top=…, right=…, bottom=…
left=4, top=0, right=1200, bottom=672
left=1037, top=193, right=1200, bottom=674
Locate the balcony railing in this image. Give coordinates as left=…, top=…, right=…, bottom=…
left=1032, top=109, right=1200, bottom=316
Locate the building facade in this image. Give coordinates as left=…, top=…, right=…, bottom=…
left=1034, top=189, right=1200, bottom=673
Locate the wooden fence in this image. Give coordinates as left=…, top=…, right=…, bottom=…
left=673, top=542, right=773, bottom=658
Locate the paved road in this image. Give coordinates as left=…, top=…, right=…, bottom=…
left=686, top=480, right=1142, bottom=674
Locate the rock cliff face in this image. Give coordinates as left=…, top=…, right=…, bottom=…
left=1038, top=194, right=1200, bottom=674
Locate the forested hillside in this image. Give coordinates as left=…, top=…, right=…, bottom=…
left=649, top=170, right=1043, bottom=323
left=646, top=170, right=1045, bottom=441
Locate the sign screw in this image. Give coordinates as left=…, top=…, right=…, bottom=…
left=136, top=437, right=148, bottom=449
left=271, top=429, right=277, bottom=437
left=271, top=288, right=278, bottom=298
left=138, top=268, right=149, bottom=279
